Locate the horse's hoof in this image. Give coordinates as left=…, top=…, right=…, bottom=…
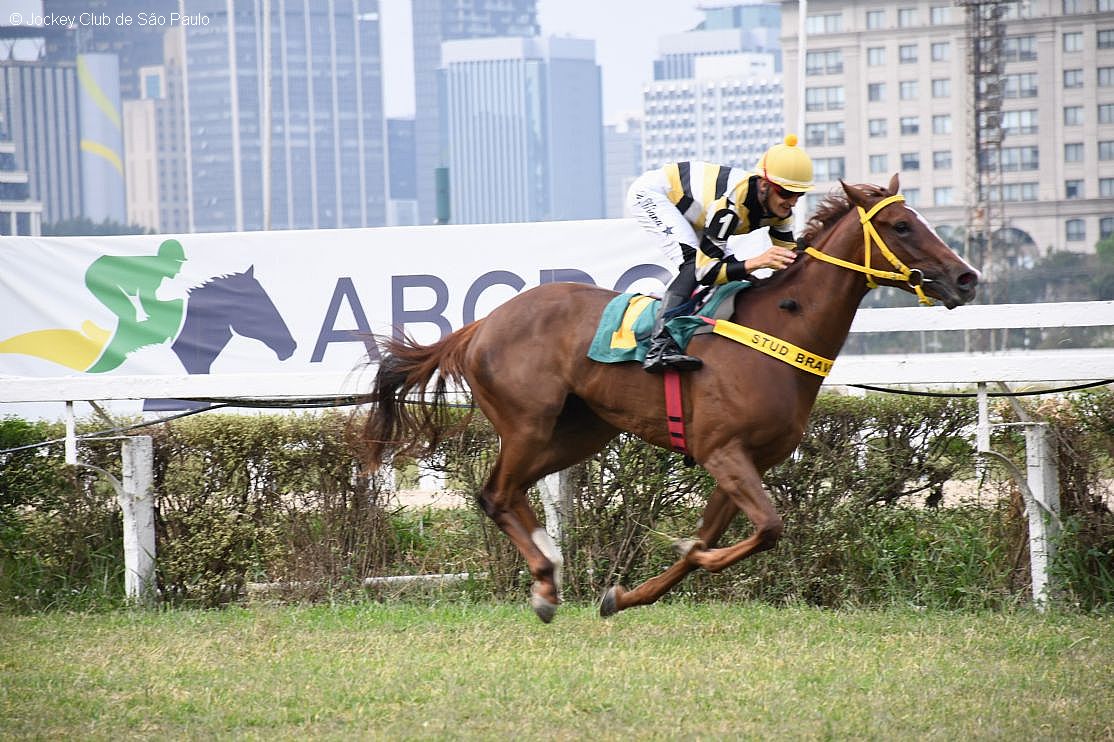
left=599, top=586, right=624, bottom=618
left=673, top=538, right=705, bottom=559
left=531, top=585, right=557, bottom=624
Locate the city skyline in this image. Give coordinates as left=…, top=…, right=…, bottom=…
left=390, top=0, right=704, bottom=124
left=3, top=0, right=1111, bottom=260
left=2, top=0, right=708, bottom=125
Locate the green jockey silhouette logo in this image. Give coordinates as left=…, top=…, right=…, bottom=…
left=0, top=239, right=296, bottom=373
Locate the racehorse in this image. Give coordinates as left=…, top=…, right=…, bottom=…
left=362, top=176, right=979, bottom=623
left=171, top=266, right=296, bottom=374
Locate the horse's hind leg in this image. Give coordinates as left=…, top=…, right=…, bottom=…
left=476, top=441, right=559, bottom=619
left=600, top=486, right=738, bottom=617
left=476, top=409, right=616, bottom=622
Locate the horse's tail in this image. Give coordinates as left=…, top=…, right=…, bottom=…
left=362, top=321, right=484, bottom=470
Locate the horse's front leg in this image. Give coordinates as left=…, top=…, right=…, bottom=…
left=683, top=446, right=783, bottom=573
left=600, top=485, right=738, bottom=617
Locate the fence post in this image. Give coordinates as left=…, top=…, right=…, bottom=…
left=64, top=401, right=78, bottom=465
left=120, top=436, right=156, bottom=604
left=975, top=383, right=990, bottom=453
left=975, top=383, right=992, bottom=483
left=1024, top=423, right=1060, bottom=609
left=417, top=461, right=444, bottom=492
left=538, top=469, right=574, bottom=550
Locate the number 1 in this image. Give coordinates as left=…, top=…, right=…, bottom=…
left=716, top=211, right=735, bottom=240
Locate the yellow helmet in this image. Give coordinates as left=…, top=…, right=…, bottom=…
left=755, top=134, right=814, bottom=193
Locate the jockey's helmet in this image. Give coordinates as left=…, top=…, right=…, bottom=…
left=157, top=238, right=186, bottom=262
left=755, top=134, right=815, bottom=193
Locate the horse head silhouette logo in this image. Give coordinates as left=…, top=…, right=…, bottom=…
left=172, top=266, right=297, bottom=374
left=0, top=240, right=297, bottom=374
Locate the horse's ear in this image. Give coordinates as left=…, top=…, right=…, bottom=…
left=245, top=265, right=254, bottom=277
left=888, top=173, right=901, bottom=195
left=840, top=179, right=869, bottom=209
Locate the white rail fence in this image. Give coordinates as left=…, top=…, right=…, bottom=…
left=2, top=300, right=1112, bottom=606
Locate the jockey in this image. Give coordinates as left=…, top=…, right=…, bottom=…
left=627, top=134, right=815, bottom=373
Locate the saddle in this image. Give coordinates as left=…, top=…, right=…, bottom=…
left=587, top=281, right=752, bottom=365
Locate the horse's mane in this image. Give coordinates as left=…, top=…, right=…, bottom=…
left=188, top=269, right=255, bottom=295
left=800, top=183, right=890, bottom=245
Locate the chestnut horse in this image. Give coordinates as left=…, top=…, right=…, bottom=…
left=363, top=176, right=979, bottom=622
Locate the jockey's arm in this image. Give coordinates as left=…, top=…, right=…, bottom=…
left=748, top=210, right=798, bottom=271
left=769, top=223, right=797, bottom=251
left=693, top=204, right=742, bottom=285
left=695, top=210, right=797, bottom=286
left=89, top=280, right=143, bottom=321
left=694, top=234, right=736, bottom=286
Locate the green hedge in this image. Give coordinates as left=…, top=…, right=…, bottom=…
left=2, top=391, right=1112, bottom=612
left=0, top=417, right=124, bottom=610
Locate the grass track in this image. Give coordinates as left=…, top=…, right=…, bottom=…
left=2, top=601, right=1112, bottom=740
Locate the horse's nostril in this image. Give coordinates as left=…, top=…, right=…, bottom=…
left=958, top=271, right=978, bottom=288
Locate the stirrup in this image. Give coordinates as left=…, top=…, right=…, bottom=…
left=643, top=346, right=703, bottom=373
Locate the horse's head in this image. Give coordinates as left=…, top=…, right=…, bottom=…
left=838, top=175, right=979, bottom=309
left=188, top=266, right=296, bottom=361
left=227, top=267, right=297, bottom=360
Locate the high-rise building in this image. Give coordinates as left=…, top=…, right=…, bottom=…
left=641, top=3, right=784, bottom=172
left=43, top=0, right=178, bottom=99
left=0, top=59, right=82, bottom=226
left=40, top=0, right=186, bottom=231
left=123, top=31, right=189, bottom=234
left=77, top=52, right=127, bottom=224
left=442, top=36, right=604, bottom=224
left=386, top=117, right=417, bottom=226
left=0, top=110, right=43, bottom=236
left=642, top=54, right=782, bottom=171
left=655, top=2, right=783, bottom=80
left=411, top=0, right=539, bottom=224
left=181, top=0, right=386, bottom=232
left=781, top=0, right=1114, bottom=263
left=7, top=2, right=387, bottom=234
left=606, top=118, right=642, bottom=218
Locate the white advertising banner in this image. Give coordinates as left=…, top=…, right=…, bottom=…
left=0, top=219, right=681, bottom=402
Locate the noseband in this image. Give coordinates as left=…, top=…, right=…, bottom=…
left=803, top=194, right=933, bottom=306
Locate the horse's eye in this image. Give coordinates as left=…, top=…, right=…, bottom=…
left=894, top=221, right=911, bottom=235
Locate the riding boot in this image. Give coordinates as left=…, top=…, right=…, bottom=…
left=642, top=282, right=703, bottom=374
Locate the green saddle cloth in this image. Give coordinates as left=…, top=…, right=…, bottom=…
left=587, top=280, right=752, bottom=364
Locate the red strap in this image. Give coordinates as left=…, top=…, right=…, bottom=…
left=663, top=369, right=689, bottom=455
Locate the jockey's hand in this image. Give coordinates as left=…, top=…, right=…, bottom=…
left=744, top=245, right=797, bottom=273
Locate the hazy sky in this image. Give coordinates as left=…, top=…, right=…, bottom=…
left=2, top=0, right=706, bottom=125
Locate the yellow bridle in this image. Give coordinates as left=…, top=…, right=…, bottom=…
left=803, top=194, right=934, bottom=306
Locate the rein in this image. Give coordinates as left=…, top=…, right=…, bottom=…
left=803, top=194, right=933, bottom=306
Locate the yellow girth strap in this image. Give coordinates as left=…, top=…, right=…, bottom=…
left=802, top=193, right=934, bottom=306
left=708, top=319, right=834, bottom=377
